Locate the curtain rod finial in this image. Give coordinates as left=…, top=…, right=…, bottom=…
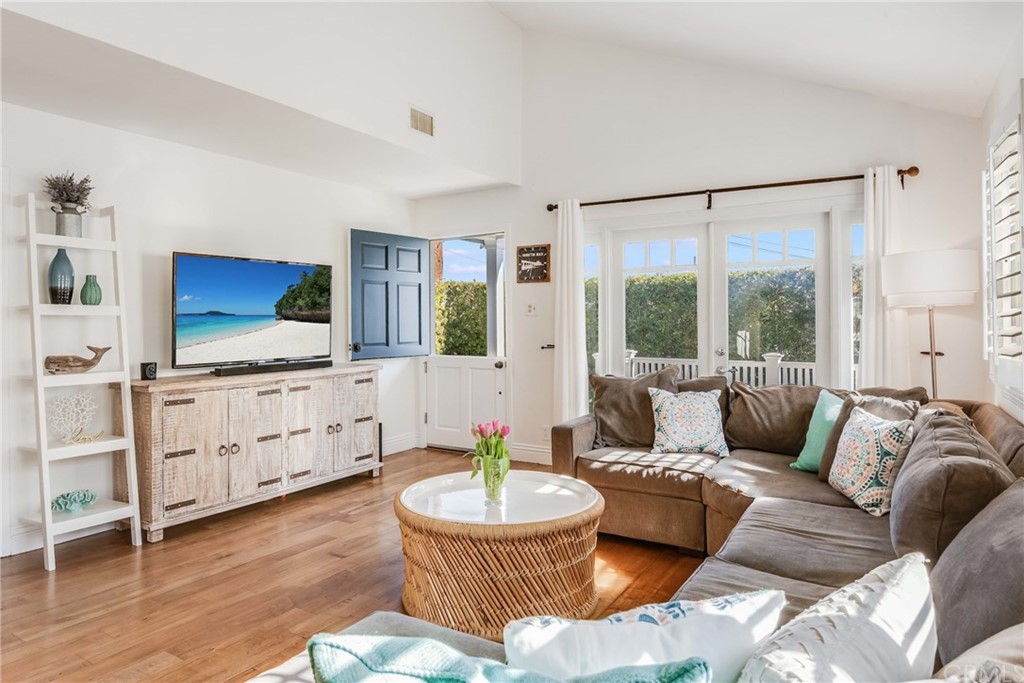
left=546, top=203, right=558, bottom=212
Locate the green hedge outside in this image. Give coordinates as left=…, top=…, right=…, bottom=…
left=434, top=280, right=487, bottom=356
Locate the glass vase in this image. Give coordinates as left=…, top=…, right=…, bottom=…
left=482, top=456, right=507, bottom=505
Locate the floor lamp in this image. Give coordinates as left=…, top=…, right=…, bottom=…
left=881, top=249, right=979, bottom=399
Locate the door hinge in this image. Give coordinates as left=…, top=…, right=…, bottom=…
left=424, top=412, right=428, bottom=424
left=423, top=361, right=427, bottom=374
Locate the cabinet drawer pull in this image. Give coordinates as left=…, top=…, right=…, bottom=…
left=258, top=477, right=282, bottom=488
left=257, top=433, right=281, bottom=443
left=327, top=425, right=335, bottom=435
left=164, top=398, right=195, bottom=406
left=165, top=499, right=196, bottom=511
left=257, top=388, right=281, bottom=396
left=164, top=448, right=195, bottom=459
left=355, top=377, right=373, bottom=385
left=289, top=385, right=311, bottom=392
left=354, top=416, right=373, bottom=424
left=354, top=453, right=375, bottom=462
left=289, top=428, right=311, bottom=437
left=289, top=470, right=311, bottom=480
left=230, top=443, right=240, bottom=455
left=219, top=445, right=228, bottom=457
left=335, top=422, right=342, bottom=432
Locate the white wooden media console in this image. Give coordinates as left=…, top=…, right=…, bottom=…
left=116, top=364, right=380, bottom=542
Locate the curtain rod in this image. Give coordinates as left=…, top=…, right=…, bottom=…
left=545, top=166, right=919, bottom=212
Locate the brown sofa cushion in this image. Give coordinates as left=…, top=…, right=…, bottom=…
left=676, top=375, right=730, bottom=423
left=724, top=383, right=829, bottom=456
left=890, top=413, right=1015, bottom=563
left=918, top=400, right=970, bottom=420
left=930, top=478, right=1024, bottom=665
left=818, top=395, right=920, bottom=482
left=702, top=449, right=856, bottom=522
left=673, top=557, right=834, bottom=626
left=955, top=400, right=1024, bottom=477
left=716, top=497, right=896, bottom=588
left=859, top=385, right=930, bottom=403
left=576, top=447, right=716, bottom=501
left=591, top=367, right=678, bottom=447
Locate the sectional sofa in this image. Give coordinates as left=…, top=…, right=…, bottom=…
left=255, top=375, right=1024, bottom=681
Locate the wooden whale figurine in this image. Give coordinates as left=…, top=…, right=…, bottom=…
left=44, top=346, right=111, bottom=374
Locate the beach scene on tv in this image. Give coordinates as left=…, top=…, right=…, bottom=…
left=174, top=254, right=332, bottom=367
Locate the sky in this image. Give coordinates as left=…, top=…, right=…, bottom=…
left=440, top=239, right=487, bottom=282
left=175, top=254, right=326, bottom=315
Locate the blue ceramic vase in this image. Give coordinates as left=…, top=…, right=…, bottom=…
left=48, top=248, right=75, bottom=305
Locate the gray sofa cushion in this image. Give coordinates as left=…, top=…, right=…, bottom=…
left=702, top=449, right=856, bottom=523
left=818, top=394, right=920, bottom=482
left=576, top=447, right=716, bottom=501
left=591, top=367, right=679, bottom=447
left=930, top=478, right=1024, bottom=665
left=673, top=557, right=834, bottom=626
left=249, top=611, right=506, bottom=682
left=724, top=383, right=827, bottom=456
left=716, top=497, right=895, bottom=588
left=890, top=413, right=1015, bottom=563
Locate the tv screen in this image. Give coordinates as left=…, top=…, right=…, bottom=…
left=172, top=252, right=332, bottom=369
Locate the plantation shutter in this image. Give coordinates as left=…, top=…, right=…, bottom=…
left=350, top=229, right=430, bottom=360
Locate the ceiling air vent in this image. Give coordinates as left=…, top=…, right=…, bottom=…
left=410, top=107, right=434, bottom=137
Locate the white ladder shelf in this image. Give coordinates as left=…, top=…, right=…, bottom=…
left=20, top=192, right=142, bottom=570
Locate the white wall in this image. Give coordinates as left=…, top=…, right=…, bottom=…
left=413, top=32, right=991, bottom=461
left=6, top=2, right=523, bottom=187
left=1, top=104, right=420, bottom=556
left=981, top=28, right=1023, bottom=144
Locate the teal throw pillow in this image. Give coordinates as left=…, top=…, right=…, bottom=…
left=307, top=633, right=711, bottom=683
left=791, top=390, right=844, bottom=473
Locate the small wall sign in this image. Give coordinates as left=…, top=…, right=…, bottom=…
left=516, top=244, right=551, bottom=283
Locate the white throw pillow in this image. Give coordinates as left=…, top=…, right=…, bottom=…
left=739, top=553, right=937, bottom=683
left=648, top=388, right=729, bottom=457
left=504, top=590, right=785, bottom=682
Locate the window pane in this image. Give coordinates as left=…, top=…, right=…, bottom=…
left=674, top=239, right=697, bottom=266
left=788, top=229, right=815, bottom=260
left=433, top=239, right=488, bottom=356
left=584, top=244, right=599, bottom=272
left=728, top=266, right=816, bottom=384
left=727, top=234, right=753, bottom=263
left=757, top=231, right=783, bottom=262
left=624, top=242, right=645, bottom=269
left=851, top=225, right=865, bottom=258
left=649, top=240, right=671, bottom=267
left=625, top=272, right=698, bottom=361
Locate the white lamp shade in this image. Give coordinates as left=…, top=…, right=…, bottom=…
left=881, top=249, right=979, bottom=308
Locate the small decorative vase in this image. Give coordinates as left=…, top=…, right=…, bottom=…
left=48, top=248, right=75, bottom=305
left=51, top=202, right=84, bottom=238
left=80, top=275, right=102, bottom=305
left=482, top=457, right=508, bottom=505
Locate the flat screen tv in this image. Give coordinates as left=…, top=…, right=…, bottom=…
left=172, top=252, right=332, bottom=369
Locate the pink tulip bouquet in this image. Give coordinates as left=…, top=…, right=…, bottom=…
left=470, top=419, right=511, bottom=502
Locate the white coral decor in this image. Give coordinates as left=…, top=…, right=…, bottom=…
left=47, top=391, right=99, bottom=442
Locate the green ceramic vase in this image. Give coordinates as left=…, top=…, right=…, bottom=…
left=80, top=274, right=102, bottom=305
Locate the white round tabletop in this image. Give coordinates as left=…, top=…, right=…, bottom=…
left=398, top=470, right=601, bottom=525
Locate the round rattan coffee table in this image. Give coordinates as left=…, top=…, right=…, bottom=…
left=395, top=470, right=604, bottom=641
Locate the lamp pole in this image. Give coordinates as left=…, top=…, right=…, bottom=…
left=927, top=304, right=938, bottom=399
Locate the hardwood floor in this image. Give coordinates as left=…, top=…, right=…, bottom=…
left=1, top=449, right=701, bottom=682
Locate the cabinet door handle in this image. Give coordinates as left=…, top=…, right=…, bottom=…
left=218, top=445, right=228, bottom=457
left=230, top=443, right=240, bottom=455
left=335, top=422, right=342, bottom=433
left=327, top=424, right=335, bottom=435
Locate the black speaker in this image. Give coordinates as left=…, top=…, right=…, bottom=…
left=140, top=362, right=158, bottom=381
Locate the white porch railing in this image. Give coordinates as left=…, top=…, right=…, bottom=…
left=594, top=352, right=859, bottom=388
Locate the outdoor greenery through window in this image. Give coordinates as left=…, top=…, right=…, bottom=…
left=433, top=238, right=492, bottom=356
left=623, top=239, right=699, bottom=359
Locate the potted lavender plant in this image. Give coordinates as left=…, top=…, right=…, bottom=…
left=42, top=172, right=93, bottom=237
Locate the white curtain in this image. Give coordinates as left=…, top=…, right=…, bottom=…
left=861, top=166, right=911, bottom=388
left=553, top=199, right=588, bottom=422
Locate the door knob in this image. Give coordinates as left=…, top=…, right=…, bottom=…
left=715, top=347, right=726, bottom=357
left=494, top=361, right=505, bottom=369
left=351, top=342, right=362, bottom=353
left=230, top=443, right=240, bottom=455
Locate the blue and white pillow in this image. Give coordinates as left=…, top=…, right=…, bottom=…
left=504, top=590, right=785, bottom=682
left=828, top=406, right=914, bottom=516
left=648, top=388, right=729, bottom=457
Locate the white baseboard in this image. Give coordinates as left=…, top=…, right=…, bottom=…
left=510, top=442, right=551, bottom=465
left=4, top=522, right=114, bottom=558
left=383, top=431, right=420, bottom=456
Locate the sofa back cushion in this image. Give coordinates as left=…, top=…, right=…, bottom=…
left=676, top=375, right=730, bottom=422
left=818, top=395, right=919, bottom=482
left=930, top=478, right=1024, bottom=665
left=724, top=383, right=827, bottom=457
left=858, top=385, right=930, bottom=404
left=591, top=367, right=679, bottom=447
left=890, top=413, right=1015, bottom=562
left=952, top=400, right=1024, bottom=477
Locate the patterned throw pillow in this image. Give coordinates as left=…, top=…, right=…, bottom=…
left=828, top=406, right=914, bottom=516
left=648, top=388, right=729, bottom=457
